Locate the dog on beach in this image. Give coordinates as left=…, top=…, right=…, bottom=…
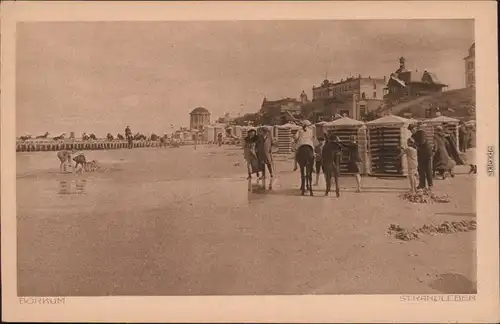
left=84, top=160, right=100, bottom=172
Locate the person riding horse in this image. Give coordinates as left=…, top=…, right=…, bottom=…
left=294, top=120, right=316, bottom=196
left=293, top=120, right=315, bottom=171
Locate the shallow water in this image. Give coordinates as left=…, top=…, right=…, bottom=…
left=17, top=145, right=251, bottom=219
left=16, top=145, right=476, bottom=296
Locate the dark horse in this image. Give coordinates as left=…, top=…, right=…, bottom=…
left=296, top=145, right=314, bottom=196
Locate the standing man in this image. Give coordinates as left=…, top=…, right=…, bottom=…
left=322, top=134, right=343, bottom=197
left=409, top=124, right=433, bottom=190
left=256, top=127, right=274, bottom=179
left=125, top=125, right=133, bottom=149
left=458, top=121, right=469, bottom=153
left=217, top=132, right=223, bottom=147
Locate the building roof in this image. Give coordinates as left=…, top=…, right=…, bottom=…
left=426, top=115, right=460, bottom=123
left=326, top=117, right=365, bottom=127
left=262, top=97, right=299, bottom=105
left=388, top=75, right=406, bottom=87
left=388, top=70, right=446, bottom=87
left=464, top=42, right=475, bottom=59
left=190, top=107, right=210, bottom=114
left=366, top=114, right=416, bottom=126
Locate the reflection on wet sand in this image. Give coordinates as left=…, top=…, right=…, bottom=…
left=58, top=179, right=87, bottom=195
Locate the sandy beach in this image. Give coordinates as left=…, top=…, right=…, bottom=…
left=17, top=145, right=476, bottom=296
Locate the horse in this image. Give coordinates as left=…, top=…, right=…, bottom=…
left=296, top=145, right=314, bottom=196
left=53, top=133, right=66, bottom=141
left=36, top=132, right=49, bottom=139
left=20, top=135, right=32, bottom=141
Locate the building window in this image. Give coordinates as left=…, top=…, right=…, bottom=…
left=373, top=92, right=377, bottom=99
left=361, top=92, right=366, bottom=99
left=373, top=83, right=377, bottom=89
left=359, top=105, right=366, bottom=117
left=468, top=61, right=474, bottom=69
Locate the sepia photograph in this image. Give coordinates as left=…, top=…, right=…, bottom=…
left=1, top=1, right=499, bottom=323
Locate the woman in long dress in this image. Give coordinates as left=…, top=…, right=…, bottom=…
left=243, top=128, right=260, bottom=179
left=433, top=126, right=456, bottom=179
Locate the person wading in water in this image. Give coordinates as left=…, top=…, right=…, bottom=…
left=255, top=127, right=274, bottom=180
left=243, top=128, right=260, bottom=180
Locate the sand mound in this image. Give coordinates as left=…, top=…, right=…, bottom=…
left=388, top=220, right=476, bottom=241
left=399, top=190, right=451, bottom=204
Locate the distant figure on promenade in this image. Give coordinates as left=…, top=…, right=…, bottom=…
left=398, top=138, right=419, bottom=193
left=57, top=150, right=74, bottom=173
left=458, top=121, right=470, bottom=153
left=433, top=126, right=456, bottom=179
left=193, top=132, right=198, bottom=150
left=125, top=126, right=133, bottom=149
left=322, top=134, right=342, bottom=197
left=217, top=132, right=223, bottom=147
left=409, top=124, right=433, bottom=190
left=160, top=133, right=167, bottom=148
left=243, top=128, right=260, bottom=180
left=313, top=137, right=325, bottom=186
left=256, top=127, right=274, bottom=179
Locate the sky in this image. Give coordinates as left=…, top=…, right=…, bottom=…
left=16, top=20, right=474, bottom=136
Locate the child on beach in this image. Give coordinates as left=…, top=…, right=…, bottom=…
left=398, top=138, right=419, bottom=193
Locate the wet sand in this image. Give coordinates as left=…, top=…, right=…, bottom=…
left=17, top=145, right=476, bottom=296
